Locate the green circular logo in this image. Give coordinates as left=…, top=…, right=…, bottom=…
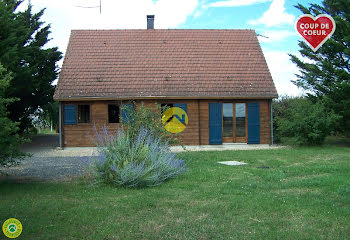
left=2, top=218, right=22, bottom=238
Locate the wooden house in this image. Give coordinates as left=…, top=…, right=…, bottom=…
left=54, top=16, right=278, bottom=147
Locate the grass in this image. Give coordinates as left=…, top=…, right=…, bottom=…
left=1, top=147, right=349, bottom=239
left=37, top=128, right=58, bottom=135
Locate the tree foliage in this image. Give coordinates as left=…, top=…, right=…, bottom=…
left=0, top=63, right=26, bottom=167
left=0, top=0, right=62, bottom=131
left=273, top=97, right=340, bottom=146
left=33, top=101, right=58, bottom=130
left=290, top=0, right=350, bottom=134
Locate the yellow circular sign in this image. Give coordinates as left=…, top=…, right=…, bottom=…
left=162, top=107, right=188, bottom=133
left=2, top=218, right=22, bottom=238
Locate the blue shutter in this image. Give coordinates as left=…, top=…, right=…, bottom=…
left=64, top=105, right=76, bottom=125
left=121, top=103, right=134, bottom=123
left=174, top=103, right=187, bottom=124
left=209, top=103, right=222, bottom=144
left=174, top=103, right=187, bottom=113
left=248, top=102, right=260, bottom=144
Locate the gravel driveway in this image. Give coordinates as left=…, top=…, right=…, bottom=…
left=0, top=134, right=282, bottom=182
left=0, top=134, right=97, bottom=182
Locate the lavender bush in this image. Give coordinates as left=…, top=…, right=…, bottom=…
left=92, top=126, right=186, bottom=188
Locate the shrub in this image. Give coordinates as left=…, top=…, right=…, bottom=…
left=273, top=96, right=340, bottom=146
left=121, top=103, right=178, bottom=144
left=92, top=126, right=186, bottom=188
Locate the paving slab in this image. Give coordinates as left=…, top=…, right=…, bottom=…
left=218, top=161, right=247, bottom=166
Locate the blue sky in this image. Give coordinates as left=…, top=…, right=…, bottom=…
left=181, top=0, right=321, bottom=53
left=21, top=0, right=324, bottom=96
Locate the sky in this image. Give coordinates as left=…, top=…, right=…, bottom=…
left=18, top=0, right=323, bottom=96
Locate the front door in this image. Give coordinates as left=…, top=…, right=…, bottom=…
left=235, top=103, right=247, bottom=143
left=222, top=103, right=248, bottom=143
left=209, top=102, right=258, bottom=144
left=222, top=103, right=234, bottom=143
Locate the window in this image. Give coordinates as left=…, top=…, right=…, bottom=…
left=223, top=103, right=233, bottom=137
left=108, top=104, right=120, bottom=123
left=235, top=103, right=246, bottom=137
left=161, top=103, right=174, bottom=114
left=78, top=105, right=90, bottom=123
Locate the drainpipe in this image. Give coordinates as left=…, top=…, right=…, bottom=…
left=59, top=102, right=63, bottom=148
left=270, top=99, right=274, bottom=145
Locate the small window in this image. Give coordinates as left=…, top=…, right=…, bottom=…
left=161, top=103, right=174, bottom=114
left=108, top=104, right=120, bottom=123
left=78, top=105, right=90, bottom=123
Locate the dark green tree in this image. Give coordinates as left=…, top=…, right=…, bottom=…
left=0, top=0, right=62, bottom=131
left=290, top=0, right=350, bottom=135
left=0, top=63, right=26, bottom=167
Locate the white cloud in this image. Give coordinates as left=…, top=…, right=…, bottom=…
left=208, top=0, right=270, bottom=7
left=20, top=0, right=198, bottom=57
left=257, top=30, right=295, bottom=43
left=154, top=0, right=198, bottom=28
left=249, top=0, right=295, bottom=27
left=263, top=50, right=304, bottom=96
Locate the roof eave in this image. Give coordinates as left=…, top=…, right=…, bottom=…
left=54, top=95, right=279, bottom=102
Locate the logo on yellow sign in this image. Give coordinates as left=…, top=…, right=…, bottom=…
left=162, top=107, right=188, bottom=133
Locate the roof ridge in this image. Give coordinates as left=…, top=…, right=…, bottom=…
left=71, top=29, right=256, bottom=32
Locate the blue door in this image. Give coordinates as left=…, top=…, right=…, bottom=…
left=248, top=102, right=260, bottom=144
left=209, top=103, right=222, bottom=144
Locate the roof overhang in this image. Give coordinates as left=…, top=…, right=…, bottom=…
left=54, top=95, right=278, bottom=102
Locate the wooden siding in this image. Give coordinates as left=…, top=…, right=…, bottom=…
left=62, top=101, right=120, bottom=147
left=61, top=99, right=271, bottom=147
left=259, top=100, right=271, bottom=144
left=140, top=100, right=200, bottom=145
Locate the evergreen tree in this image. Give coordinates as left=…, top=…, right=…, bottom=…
left=0, top=63, right=26, bottom=167
left=290, top=0, right=350, bottom=134
left=0, top=0, right=62, bottom=131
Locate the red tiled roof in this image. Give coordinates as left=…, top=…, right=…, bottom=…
left=54, top=29, right=278, bottom=100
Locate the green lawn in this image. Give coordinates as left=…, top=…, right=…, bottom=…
left=1, top=147, right=349, bottom=239
left=37, top=128, right=58, bottom=135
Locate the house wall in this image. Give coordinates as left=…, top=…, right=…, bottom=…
left=61, top=99, right=271, bottom=147
left=259, top=99, right=272, bottom=144
left=140, top=99, right=200, bottom=145
left=62, top=101, right=120, bottom=147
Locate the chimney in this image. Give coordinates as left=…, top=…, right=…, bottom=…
left=147, top=15, right=155, bottom=29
